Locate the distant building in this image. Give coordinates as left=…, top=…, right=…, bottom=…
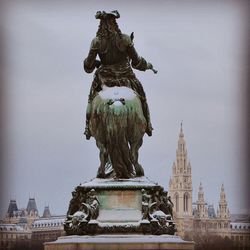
left=3, top=197, right=39, bottom=227
left=32, top=206, right=64, bottom=242
left=168, top=125, right=250, bottom=247
left=0, top=224, right=31, bottom=250
left=0, top=198, right=64, bottom=249
left=230, top=216, right=250, bottom=248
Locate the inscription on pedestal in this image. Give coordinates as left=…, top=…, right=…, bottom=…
left=98, top=190, right=141, bottom=222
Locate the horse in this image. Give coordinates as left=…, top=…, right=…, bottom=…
left=89, top=85, right=146, bottom=179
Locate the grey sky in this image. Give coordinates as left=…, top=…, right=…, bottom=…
left=1, top=0, right=249, bottom=218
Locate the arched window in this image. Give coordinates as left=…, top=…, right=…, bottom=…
left=175, top=193, right=179, bottom=212
left=184, top=193, right=189, bottom=212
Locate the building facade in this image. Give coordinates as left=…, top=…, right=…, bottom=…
left=0, top=224, right=31, bottom=250
left=168, top=125, right=250, bottom=248
left=0, top=199, right=64, bottom=249
left=31, top=206, right=64, bottom=243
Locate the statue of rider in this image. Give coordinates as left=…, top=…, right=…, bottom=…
left=83, top=10, right=156, bottom=140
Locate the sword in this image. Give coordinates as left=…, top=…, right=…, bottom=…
left=148, top=63, right=158, bottom=74
left=150, top=68, right=158, bottom=74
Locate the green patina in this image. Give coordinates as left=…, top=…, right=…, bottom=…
left=90, top=95, right=146, bottom=141
left=89, top=92, right=146, bottom=178
left=93, top=95, right=145, bottom=121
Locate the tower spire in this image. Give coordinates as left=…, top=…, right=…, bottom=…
left=179, top=121, right=184, bottom=138
left=168, top=124, right=193, bottom=237
left=196, top=182, right=208, bottom=218
left=198, top=182, right=205, bottom=202
left=218, top=183, right=230, bottom=219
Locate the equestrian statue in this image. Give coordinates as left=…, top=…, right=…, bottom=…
left=83, top=10, right=157, bottom=179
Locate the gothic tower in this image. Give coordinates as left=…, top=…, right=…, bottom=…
left=216, top=184, right=230, bottom=236
left=169, top=124, right=193, bottom=237
left=217, top=184, right=230, bottom=219
left=196, top=182, right=208, bottom=218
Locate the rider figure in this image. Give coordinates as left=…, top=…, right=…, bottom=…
left=83, top=10, right=155, bottom=139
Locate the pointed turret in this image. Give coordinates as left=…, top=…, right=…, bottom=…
left=198, top=182, right=205, bottom=202
left=196, top=182, right=208, bottom=218
left=176, top=123, right=189, bottom=174
left=7, top=199, right=18, bottom=217
left=217, top=184, right=230, bottom=219
left=169, top=177, right=172, bottom=188
left=42, top=206, right=51, bottom=218
left=26, top=197, right=39, bottom=216
left=172, top=162, right=176, bottom=175
left=179, top=122, right=184, bottom=138
left=187, top=161, right=191, bottom=174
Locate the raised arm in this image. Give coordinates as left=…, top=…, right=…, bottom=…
left=125, top=34, right=156, bottom=73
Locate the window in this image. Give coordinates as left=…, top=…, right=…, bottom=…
left=184, top=193, right=189, bottom=212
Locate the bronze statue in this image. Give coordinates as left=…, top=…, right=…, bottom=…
left=64, top=11, right=177, bottom=237
left=83, top=10, right=157, bottom=179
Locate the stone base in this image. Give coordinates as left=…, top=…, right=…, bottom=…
left=64, top=177, right=176, bottom=235
left=44, top=235, right=194, bottom=250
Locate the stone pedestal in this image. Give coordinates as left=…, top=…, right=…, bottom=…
left=64, top=177, right=176, bottom=235
left=47, top=177, right=194, bottom=249
left=44, top=234, right=194, bottom=250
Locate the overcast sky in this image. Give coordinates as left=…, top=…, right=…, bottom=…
left=1, top=0, right=249, bottom=218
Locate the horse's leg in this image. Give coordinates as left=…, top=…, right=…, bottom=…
left=96, top=141, right=108, bottom=178
left=130, top=138, right=144, bottom=177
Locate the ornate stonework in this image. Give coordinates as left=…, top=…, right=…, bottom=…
left=168, top=124, right=193, bottom=237
left=64, top=178, right=176, bottom=235
left=168, top=125, right=232, bottom=240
